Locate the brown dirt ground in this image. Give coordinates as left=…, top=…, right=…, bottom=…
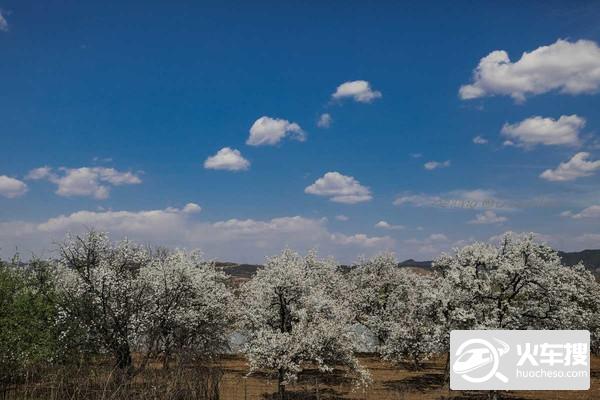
left=217, top=354, right=599, bottom=400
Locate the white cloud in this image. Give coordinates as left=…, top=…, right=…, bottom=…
left=561, top=205, right=600, bottom=219
left=402, top=233, right=455, bottom=257
left=428, top=233, right=448, bottom=241
left=567, top=233, right=600, bottom=250
left=204, top=147, right=250, bottom=171
left=410, top=153, right=423, bottom=159
left=331, top=80, right=382, bottom=103
left=182, top=203, right=202, bottom=214
left=335, top=215, right=349, bottom=221
left=459, top=39, right=600, bottom=101
left=305, top=172, right=372, bottom=204
left=540, top=152, right=600, bottom=182
left=246, top=116, right=305, bottom=146
left=394, top=189, right=507, bottom=210
left=473, top=135, right=488, bottom=144
left=468, top=210, right=507, bottom=225
left=330, top=233, right=394, bottom=248
left=92, top=157, right=113, bottom=163
left=0, top=176, right=28, bottom=198
left=501, top=115, right=584, bottom=147
left=0, top=11, right=8, bottom=32
left=26, top=166, right=52, bottom=180
left=393, top=193, right=442, bottom=207
left=317, top=113, right=332, bottom=128
left=424, top=160, right=451, bottom=170
left=0, top=206, right=395, bottom=263
left=36, top=207, right=187, bottom=234
left=26, top=166, right=142, bottom=199
left=375, top=220, right=404, bottom=230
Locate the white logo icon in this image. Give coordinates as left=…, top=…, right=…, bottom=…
left=453, top=338, right=509, bottom=383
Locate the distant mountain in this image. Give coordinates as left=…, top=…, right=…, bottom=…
left=396, top=250, right=600, bottom=271
left=216, top=249, right=600, bottom=280
left=215, top=262, right=262, bottom=280
left=558, top=249, right=600, bottom=271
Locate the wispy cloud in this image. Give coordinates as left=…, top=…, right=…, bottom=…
left=375, top=220, right=405, bottom=230
left=468, top=210, right=507, bottom=224
left=424, top=160, right=451, bottom=170
left=473, top=135, right=488, bottom=144
left=0, top=206, right=395, bottom=263
left=561, top=205, right=600, bottom=219
left=394, top=189, right=512, bottom=210
left=317, top=113, right=332, bottom=128
left=0, top=11, right=8, bottom=32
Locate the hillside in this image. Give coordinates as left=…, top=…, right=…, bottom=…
left=218, top=249, right=600, bottom=280
left=558, top=249, right=600, bottom=271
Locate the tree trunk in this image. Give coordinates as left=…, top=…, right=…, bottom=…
left=115, top=343, right=133, bottom=375
left=278, top=368, right=286, bottom=400
left=487, top=390, right=499, bottom=400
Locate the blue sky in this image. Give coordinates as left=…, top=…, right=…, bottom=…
left=1, top=1, right=600, bottom=263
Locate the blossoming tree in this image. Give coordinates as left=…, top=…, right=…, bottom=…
left=432, top=233, right=600, bottom=383
left=237, top=249, right=369, bottom=400
left=56, top=231, right=233, bottom=376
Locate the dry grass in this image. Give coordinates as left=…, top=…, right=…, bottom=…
left=3, top=355, right=598, bottom=400
left=220, top=354, right=599, bottom=400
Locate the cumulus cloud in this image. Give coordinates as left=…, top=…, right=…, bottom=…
left=459, top=39, right=600, bottom=101
left=335, top=215, right=349, bottom=221
left=468, top=210, right=507, bottom=224
left=424, top=160, right=451, bottom=170
left=0, top=176, right=28, bottom=198
left=331, top=80, right=382, bottom=103
left=305, top=172, right=372, bottom=204
left=0, top=206, right=396, bottom=263
left=246, top=116, right=305, bottom=146
left=375, top=221, right=404, bottom=230
left=0, top=11, right=8, bottom=32
left=26, top=166, right=142, bottom=199
left=317, top=113, right=332, bottom=128
left=540, top=152, right=600, bottom=182
left=501, top=115, right=584, bottom=147
left=561, top=205, right=600, bottom=219
left=473, top=136, right=488, bottom=144
left=204, top=147, right=250, bottom=171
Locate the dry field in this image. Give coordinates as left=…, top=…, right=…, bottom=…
left=218, top=355, right=600, bottom=400
left=4, top=355, right=598, bottom=400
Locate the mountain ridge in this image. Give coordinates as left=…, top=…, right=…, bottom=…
left=217, top=249, right=600, bottom=278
